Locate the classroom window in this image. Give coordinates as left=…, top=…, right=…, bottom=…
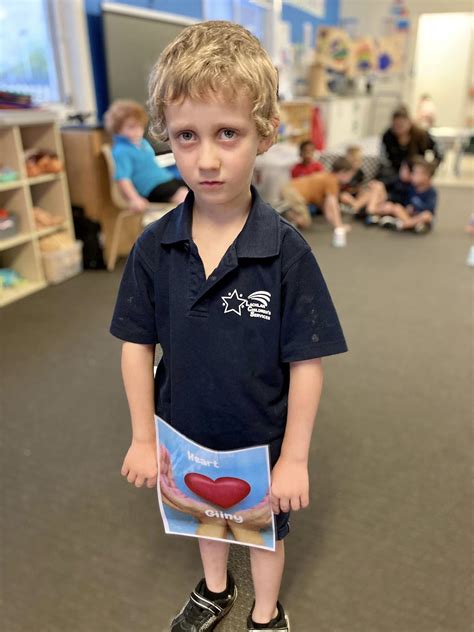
left=0, top=0, right=62, bottom=103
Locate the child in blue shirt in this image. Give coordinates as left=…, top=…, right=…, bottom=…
left=378, top=157, right=437, bottom=232
left=110, top=21, right=347, bottom=632
left=104, top=100, right=188, bottom=213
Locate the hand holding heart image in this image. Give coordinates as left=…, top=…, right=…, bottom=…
left=184, top=473, right=251, bottom=509
left=158, top=439, right=274, bottom=549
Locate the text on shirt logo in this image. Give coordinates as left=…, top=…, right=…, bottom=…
left=221, top=289, right=272, bottom=321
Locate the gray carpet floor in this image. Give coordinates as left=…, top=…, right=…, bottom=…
left=2, top=184, right=473, bottom=632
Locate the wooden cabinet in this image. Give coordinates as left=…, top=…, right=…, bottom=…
left=0, top=112, right=74, bottom=307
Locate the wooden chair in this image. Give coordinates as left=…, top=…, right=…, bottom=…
left=101, top=144, right=175, bottom=271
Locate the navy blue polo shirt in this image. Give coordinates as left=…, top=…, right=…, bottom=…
left=407, top=185, right=437, bottom=215
left=110, top=187, right=347, bottom=463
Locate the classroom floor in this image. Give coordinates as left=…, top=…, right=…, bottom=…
left=2, top=183, right=473, bottom=632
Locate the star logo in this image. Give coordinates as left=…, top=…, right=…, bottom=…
left=221, top=289, right=247, bottom=316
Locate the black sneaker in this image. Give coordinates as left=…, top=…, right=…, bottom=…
left=379, top=215, right=398, bottom=229
left=170, top=573, right=237, bottom=631
left=247, top=601, right=290, bottom=631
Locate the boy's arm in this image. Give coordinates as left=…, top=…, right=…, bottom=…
left=271, top=358, right=323, bottom=514
left=121, top=341, right=157, bottom=487
left=116, top=179, right=149, bottom=212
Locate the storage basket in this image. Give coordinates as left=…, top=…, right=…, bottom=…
left=41, top=240, right=83, bottom=284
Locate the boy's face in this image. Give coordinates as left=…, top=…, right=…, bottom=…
left=399, top=163, right=411, bottom=182
left=165, top=93, right=274, bottom=212
left=118, top=117, right=145, bottom=144
left=301, top=143, right=315, bottom=164
left=411, top=165, right=430, bottom=188
left=347, top=152, right=363, bottom=170
left=336, top=169, right=354, bottom=185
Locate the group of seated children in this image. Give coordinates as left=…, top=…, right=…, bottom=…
left=282, top=140, right=437, bottom=242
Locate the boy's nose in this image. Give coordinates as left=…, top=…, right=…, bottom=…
left=198, top=142, right=220, bottom=173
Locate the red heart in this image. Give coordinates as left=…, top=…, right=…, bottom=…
left=184, top=473, right=251, bottom=509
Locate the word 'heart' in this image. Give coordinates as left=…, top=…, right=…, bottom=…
left=184, top=473, right=251, bottom=509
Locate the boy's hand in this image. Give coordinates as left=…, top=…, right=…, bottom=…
left=121, top=438, right=157, bottom=488
left=271, top=456, right=309, bottom=514
left=130, top=196, right=148, bottom=213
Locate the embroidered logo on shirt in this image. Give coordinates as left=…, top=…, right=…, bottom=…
left=221, top=289, right=272, bottom=321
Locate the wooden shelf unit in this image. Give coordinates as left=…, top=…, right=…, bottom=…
left=0, top=112, right=75, bottom=307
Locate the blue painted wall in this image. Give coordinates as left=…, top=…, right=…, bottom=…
left=85, top=1, right=339, bottom=118
left=282, top=1, right=340, bottom=45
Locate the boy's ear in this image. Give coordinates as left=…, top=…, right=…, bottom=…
left=257, top=117, right=280, bottom=155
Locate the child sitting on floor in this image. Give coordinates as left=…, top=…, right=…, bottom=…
left=377, top=157, right=437, bottom=232
left=104, top=99, right=188, bottom=213
left=291, top=140, right=324, bottom=178
left=363, top=161, right=412, bottom=225
left=339, top=145, right=366, bottom=211
left=281, top=157, right=354, bottom=243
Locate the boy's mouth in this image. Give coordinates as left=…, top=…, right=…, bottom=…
left=199, top=180, right=224, bottom=187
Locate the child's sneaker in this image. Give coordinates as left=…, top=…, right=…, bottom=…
left=379, top=215, right=398, bottom=229
left=247, top=601, right=290, bottom=631
left=170, top=573, right=237, bottom=631
left=365, top=214, right=379, bottom=226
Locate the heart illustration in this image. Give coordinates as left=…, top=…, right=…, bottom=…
left=184, top=473, right=251, bottom=509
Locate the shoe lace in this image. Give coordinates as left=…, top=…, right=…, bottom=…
left=180, top=598, right=212, bottom=628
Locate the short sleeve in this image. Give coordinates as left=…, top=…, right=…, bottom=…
left=280, top=250, right=347, bottom=362
left=110, top=243, right=159, bottom=344
left=112, top=147, right=133, bottom=181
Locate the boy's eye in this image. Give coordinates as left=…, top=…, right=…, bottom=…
left=221, top=129, right=236, bottom=140
left=179, top=131, right=195, bottom=142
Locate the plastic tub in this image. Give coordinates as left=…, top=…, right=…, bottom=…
left=41, top=240, right=83, bottom=284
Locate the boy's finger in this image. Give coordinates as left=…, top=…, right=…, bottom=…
left=121, top=465, right=129, bottom=477
left=279, top=498, right=290, bottom=513
left=147, top=476, right=157, bottom=488
left=127, top=471, right=136, bottom=484
left=134, top=476, right=145, bottom=488
left=270, top=496, right=280, bottom=514
left=290, top=496, right=301, bottom=511
left=300, top=494, right=310, bottom=509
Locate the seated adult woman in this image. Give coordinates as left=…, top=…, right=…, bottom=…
left=378, top=106, right=441, bottom=182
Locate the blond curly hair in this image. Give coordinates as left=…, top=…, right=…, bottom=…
left=103, top=99, right=148, bottom=135
left=147, top=21, right=279, bottom=142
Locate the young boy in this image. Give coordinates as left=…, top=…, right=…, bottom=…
left=110, top=21, right=347, bottom=632
left=377, top=157, right=437, bottom=232
left=363, top=161, right=412, bottom=225
left=104, top=99, right=188, bottom=213
left=281, top=157, right=354, bottom=242
left=291, top=140, right=324, bottom=178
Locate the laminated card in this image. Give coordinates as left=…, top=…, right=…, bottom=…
left=156, top=416, right=275, bottom=551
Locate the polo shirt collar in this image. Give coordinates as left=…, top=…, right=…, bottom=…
left=160, top=186, right=280, bottom=258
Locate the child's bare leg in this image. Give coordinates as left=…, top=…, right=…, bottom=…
left=249, top=541, right=285, bottom=623
left=323, top=194, right=351, bottom=231
left=400, top=211, right=433, bottom=230
left=367, top=180, right=387, bottom=213
left=389, top=204, right=412, bottom=223
left=353, top=188, right=371, bottom=211
left=198, top=538, right=230, bottom=592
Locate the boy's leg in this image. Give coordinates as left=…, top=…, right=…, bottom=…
left=400, top=210, right=433, bottom=230
left=249, top=541, right=285, bottom=623
left=280, top=183, right=312, bottom=229
left=367, top=180, right=387, bottom=214
left=198, top=538, right=231, bottom=592
left=323, top=194, right=351, bottom=231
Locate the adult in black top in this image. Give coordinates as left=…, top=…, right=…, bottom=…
left=378, top=107, right=442, bottom=182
